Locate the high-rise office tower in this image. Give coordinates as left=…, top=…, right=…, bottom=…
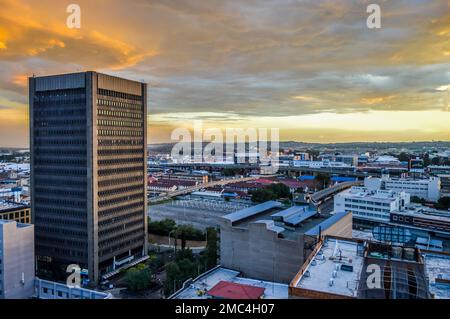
left=29, top=72, right=148, bottom=285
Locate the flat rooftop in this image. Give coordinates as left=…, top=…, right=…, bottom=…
left=0, top=200, right=29, bottom=212
left=341, top=187, right=401, bottom=202
left=294, top=238, right=364, bottom=298
left=171, top=267, right=288, bottom=299
left=423, top=252, right=450, bottom=299
left=223, top=202, right=330, bottom=239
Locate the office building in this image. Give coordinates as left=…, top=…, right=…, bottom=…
left=365, top=175, right=441, bottom=202
left=0, top=201, right=31, bottom=224
left=334, top=186, right=410, bottom=224
left=0, top=220, right=35, bottom=299
left=30, top=72, right=148, bottom=285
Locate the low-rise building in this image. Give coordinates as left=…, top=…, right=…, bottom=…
left=334, top=186, right=410, bottom=224
left=290, top=236, right=431, bottom=299
left=219, top=201, right=352, bottom=284
left=0, top=201, right=31, bottom=224
left=365, top=175, right=441, bottom=202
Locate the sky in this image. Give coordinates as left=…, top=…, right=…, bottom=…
left=0, top=0, right=449, bottom=147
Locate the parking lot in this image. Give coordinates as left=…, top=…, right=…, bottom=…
left=148, top=198, right=252, bottom=230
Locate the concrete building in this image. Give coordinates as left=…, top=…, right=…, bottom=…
left=389, top=204, right=450, bottom=237
left=334, top=186, right=410, bottom=224
left=0, top=220, right=35, bottom=299
left=429, top=165, right=450, bottom=175
left=290, top=236, right=431, bottom=299
left=219, top=201, right=352, bottom=284
left=0, top=201, right=31, bottom=224
left=29, top=72, right=148, bottom=285
left=365, top=175, right=441, bottom=202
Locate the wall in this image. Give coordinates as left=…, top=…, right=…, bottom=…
left=0, top=222, right=35, bottom=299
left=219, top=220, right=305, bottom=284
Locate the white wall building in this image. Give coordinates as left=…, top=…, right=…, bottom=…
left=0, top=220, right=35, bottom=299
left=292, top=160, right=352, bottom=169
left=334, top=186, right=410, bottom=223
left=364, top=175, right=441, bottom=202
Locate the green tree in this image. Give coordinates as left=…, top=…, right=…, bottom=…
left=204, top=228, right=218, bottom=269
left=125, top=264, right=152, bottom=292
left=436, top=197, right=450, bottom=210
left=410, top=196, right=426, bottom=205
left=250, top=189, right=277, bottom=203
left=267, top=183, right=291, bottom=198
left=316, top=173, right=331, bottom=189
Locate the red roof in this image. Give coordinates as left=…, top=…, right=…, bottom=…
left=207, top=281, right=265, bottom=299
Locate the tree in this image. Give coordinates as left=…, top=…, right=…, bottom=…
left=250, top=189, right=277, bottom=203
left=436, top=197, right=450, bottom=210
left=398, top=152, right=411, bottom=162
left=316, top=173, right=331, bottom=189
left=267, top=183, right=291, bottom=198
left=204, top=228, right=218, bottom=269
left=410, top=196, right=426, bottom=205
left=125, top=264, right=152, bottom=292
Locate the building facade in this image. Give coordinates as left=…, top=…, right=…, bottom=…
left=30, top=72, right=148, bottom=285
left=0, top=201, right=31, bottom=224
left=334, top=186, right=410, bottom=224
left=0, top=220, right=35, bottom=299
left=364, top=175, right=441, bottom=202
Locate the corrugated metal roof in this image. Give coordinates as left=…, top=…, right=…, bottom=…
left=305, top=211, right=350, bottom=236
left=284, top=209, right=317, bottom=227
left=271, top=205, right=309, bottom=221
left=222, top=201, right=282, bottom=223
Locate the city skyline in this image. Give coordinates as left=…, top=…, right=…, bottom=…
left=0, top=0, right=449, bottom=147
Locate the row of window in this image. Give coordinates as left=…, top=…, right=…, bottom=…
left=98, top=165, right=143, bottom=176
left=35, top=119, right=86, bottom=127
left=34, top=158, right=87, bottom=166
left=34, top=188, right=87, bottom=198
left=98, top=157, right=143, bottom=166
left=97, top=109, right=142, bottom=119
left=99, top=220, right=143, bottom=238
left=98, top=210, right=143, bottom=228
left=35, top=139, right=87, bottom=146
left=98, top=175, right=143, bottom=188
left=98, top=88, right=142, bottom=101
left=34, top=168, right=87, bottom=177
left=97, top=129, right=142, bottom=137
left=98, top=202, right=143, bottom=218
left=98, top=232, right=144, bottom=251
left=98, top=139, right=143, bottom=146
left=34, top=178, right=86, bottom=188
left=97, top=119, right=142, bottom=128
left=345, top=198, right=390, bottom=207
left=34, top=196, right=86, bottom=208
left=98, top=193, right=143, bottom=208
left=34, top=129, right=86, bottom=137
left=98, top=184, right=143, bottom=197
left=34, top=109, right=86, bottom=117
left=98, top=148, right=143, bottom=156
left=35, top=205, right=86, bottom=218
left=345, top=204, right=390, bottom=213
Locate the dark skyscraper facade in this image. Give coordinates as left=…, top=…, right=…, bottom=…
left=30, top=72, right=148, bottom=284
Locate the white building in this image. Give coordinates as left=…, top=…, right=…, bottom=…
left=0, top=220, right=35, bottom=299
left=292, top=160, right=352, bottom=169
left=364, top=175, right=441, bottom=202
left=334, top=186, right=410, bottom=223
